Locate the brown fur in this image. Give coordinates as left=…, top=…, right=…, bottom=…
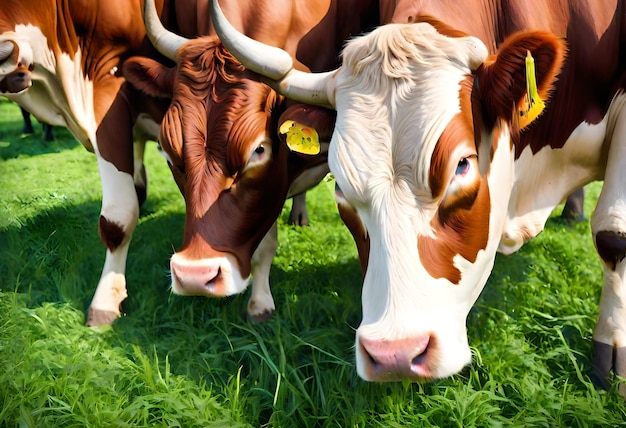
left=418, top=177, right=490, bottom=284
left=98, top=215, right=126, bottom=251
left=417, top=29, right=564, bottom=285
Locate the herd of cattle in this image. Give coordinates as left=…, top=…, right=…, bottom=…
left=1, top=0, right=625, bottom=394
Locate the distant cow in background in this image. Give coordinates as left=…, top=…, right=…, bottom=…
left=20, top=106, right=54, bottom=141
left=212, top=0, right=626, bottom=394
left=124, top=0, right=378, bottom=321
left=0, top=59, right=53, bottom=140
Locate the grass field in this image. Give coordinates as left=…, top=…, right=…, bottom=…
left=1, top=97, right=625, bottom=426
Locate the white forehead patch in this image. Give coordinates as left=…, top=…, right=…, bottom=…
left=330, top=23, right=487, bottom=207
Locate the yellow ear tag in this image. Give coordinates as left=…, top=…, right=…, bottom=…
left=279, top=120, right=320, bottom=155
left=518, top=50, right=546, bottom=128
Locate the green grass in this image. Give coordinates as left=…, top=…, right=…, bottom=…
left=1, top=97, right=625, bottom=426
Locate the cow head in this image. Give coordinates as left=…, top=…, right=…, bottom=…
left=211, top=0, right=565, bottom=381
left=0, top=39, right=33, bottom=93
left=124, top=0, right=331, bottom=304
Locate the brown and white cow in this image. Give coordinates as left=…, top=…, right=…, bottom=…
left=123, top=0, right=377, bottom=321
left=0, top=0, right=377, bottom=325
left=211, top=0, right=626, bottom=392
left=0, top=0, right=243, bottom=326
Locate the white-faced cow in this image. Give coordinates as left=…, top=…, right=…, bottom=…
left=211, top=0, right=626, bottom=393
left=123, top=0, right=378, bottom=321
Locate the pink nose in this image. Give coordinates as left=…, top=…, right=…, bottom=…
left=358, top=334, right=432, bottom=381
left=170, top=260, right=223, bottom=296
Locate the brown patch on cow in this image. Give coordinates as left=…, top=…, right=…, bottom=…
left=429, top=77, right=475, bottom=199
left=337, top=201, right=370, bottom=275
left=595, top=230, right=626, bottom=271
left=474, top=32, right=565, bottom=154
left=98, top=215, right=125, bottom=251
left=86, top=308, right=119, bottom=327
left=418, top=177, right=490, bottom=284
left=421, top=78, right=490, bottom=284
left=416, top=16, right=469, bottom=38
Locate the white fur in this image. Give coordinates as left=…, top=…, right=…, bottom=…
left=590, top=93, right=626, bottom=349
left=88, top=156, right=139, bottom=315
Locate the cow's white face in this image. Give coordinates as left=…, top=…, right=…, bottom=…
left=327, top=23, right=563, bottom=381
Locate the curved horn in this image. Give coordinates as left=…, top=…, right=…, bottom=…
left=0, top=40, right=14, bottom=62
left=143, top=0, right=188, bottom=61
left=0, top=40, right=18, bottom=75
left=209, top=0, right=335, bottom=108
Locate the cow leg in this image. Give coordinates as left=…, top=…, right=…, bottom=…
left=247, top=221, right=278, bottom=322
left=42, top=123, right=54, bottom=142
left=590, top=103, right=626, bottom=396
left=20, top=107, right=33, bottom=134
left=133, top=138, right=148, bottom=207
left=591, top=255, right=626, bottom=396
left=86, top=156, right=139, bottom=326
left=288, top=192, right=309, bottom=226
left=561, top=187, right=585, bottom=222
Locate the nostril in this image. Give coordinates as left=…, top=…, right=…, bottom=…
left=205, top=266, right=221, bottom=286
left=411, top=339, right=430, bottom=367
left=365, top=346, right=379, bottom=368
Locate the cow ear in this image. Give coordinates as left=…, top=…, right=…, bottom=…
left=123, top=57, right=174, bottom=98
left=476, top=32, right=566, bottom=129
left=277, top=104, right=336, bottom=157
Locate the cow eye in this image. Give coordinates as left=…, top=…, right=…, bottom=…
left=455, top=157, right=470, bottom=176
left=244, top=140, right=272, bottom=172
left=250, top=144, right=266, bottom=162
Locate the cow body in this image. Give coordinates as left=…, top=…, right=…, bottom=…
left=124, top=0, right=378, bottom=320
left=210, top=0, right=626, bottom=392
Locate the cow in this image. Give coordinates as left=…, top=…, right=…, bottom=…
left=122, top=0, right=378, bottom=321
left=210, top=0, right=626, bottom=393
left=20, top=106, right=54, bottom=141
left=0, top=0, right=241, bottom=326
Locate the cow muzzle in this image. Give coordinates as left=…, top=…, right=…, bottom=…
left=356, top=332, right=435, bottom=381
left=355, top=324, right=472, bottom=382
left=169, top=253, right=249, bottom=297
left=0, top=67, right=32, bottom=94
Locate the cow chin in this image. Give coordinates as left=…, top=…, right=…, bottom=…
left=169, top=253, right=249, bottom=298
left=354, top=323, right=472, bottom=383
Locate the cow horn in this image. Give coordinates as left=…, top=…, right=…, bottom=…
left=209, top=0, right=335, bottom=108
left=143, top=0, right=188, bottom=61
left=0, top=40, right=14, bottom=62
left=0, top=40, right=18, bottom=76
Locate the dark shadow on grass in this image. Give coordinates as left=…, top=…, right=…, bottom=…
left=0, top=196, right=185, bottom=312
left=0, top=119, right=80, bottom=160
